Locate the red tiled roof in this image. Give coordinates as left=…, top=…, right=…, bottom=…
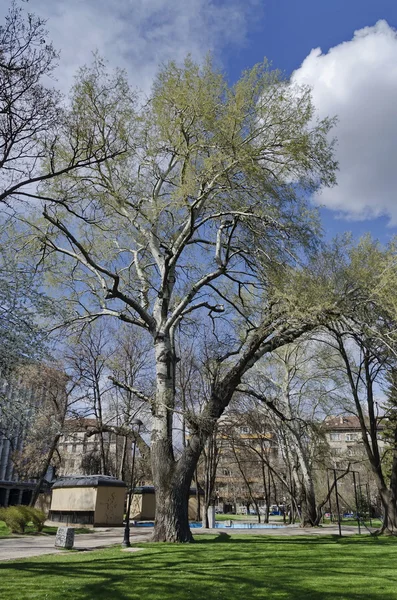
left=324, top=415, right=385, bottom=431
left=324, top=416, right=361, bottom=430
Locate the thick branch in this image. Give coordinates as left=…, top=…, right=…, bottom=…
left=109, top=376, right=153, bottom=405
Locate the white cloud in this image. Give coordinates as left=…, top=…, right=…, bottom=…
left=292, top=20, right=397, bottom=225
left=1, top=0, right=260, bottom=95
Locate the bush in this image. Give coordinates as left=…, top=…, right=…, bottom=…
left=27, top=507, right=46, bottom=531
left=0, top=505, right=46, bottom=533
left=1, top=506, right=28, bottom=533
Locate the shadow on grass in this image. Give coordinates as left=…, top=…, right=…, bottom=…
left=0, top=556, right=387, bottom=600
left=193, top=533, right=389, bottom=546
left=207, top=532, right=231, bottom=543
left=2, top=535, right=397, bottom=600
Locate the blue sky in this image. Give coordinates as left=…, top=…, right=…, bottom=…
left=226, top=1, right=396, bottom=76
left=223, top=0, right=397, bottom=243
left=3, top=0, right=397, bottom=244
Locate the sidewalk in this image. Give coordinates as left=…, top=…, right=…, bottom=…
left=197, top=523, right=372, bottom=536
left=0, top=523, right=370, bottom=562
left=0, top=527, right=153, bottom=561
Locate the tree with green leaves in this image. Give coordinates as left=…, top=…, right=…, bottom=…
left=0, top=218, right=56, bottom=370
left=316, top=236, right=397, bottom=533
left=30, top=56, right=338, bottom=541
left=0, top=2, right=128, bottom=210
left=237, top=340, right=337, bottom=527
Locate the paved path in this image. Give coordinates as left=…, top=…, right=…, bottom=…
left=0, top=527, right=153, bottom=562
left=0, top=522, right=372, bottom=562
left=197, top=523, right=370, bottom=536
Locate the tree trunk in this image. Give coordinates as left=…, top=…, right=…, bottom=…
left=151, top=432, right=206, bottom=541
left=151, top=334, right=197, bottom=542
left=152, top=477, right=193, bottom=542
left=202, top=500, right=210, bottom=528
left=363, top=438, right=397, bottom=534
left=194, top=469, right=201, bottom=522
left=119, top=435, right=128, bottom=481
left=384, top=423, right=397, bottom=532
left=261, top=461, right=270, bottom=523
left=30, top=434, right=60, bottom=507
left=300, top=482, right=318, bottom=527
left=380, top=488, right=397, bottom=533
left=152, top=437, right=200, bottom=542
left=289, top=437, right=318, bottom=527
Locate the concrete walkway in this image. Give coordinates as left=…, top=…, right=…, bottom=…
left=197, top=523, right=371, bottom=536
left=0, top=527, right=153, bottom=562
left=0, top=522, right=371, bottom=562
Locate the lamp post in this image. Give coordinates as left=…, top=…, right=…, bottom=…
left=122, top=418, right=143, bottom=548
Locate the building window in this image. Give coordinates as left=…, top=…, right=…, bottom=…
left=345, top=433, right=358, bottom=442
left=330, top=433, right=341, bottom=441
left=72, top=444, right=77, bottom=452
left=240, top=427, right=250, bottom=434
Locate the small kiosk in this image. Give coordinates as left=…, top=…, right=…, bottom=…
left=49, top=475, right=126, bottom=526
left=130, top=486, right=203, bottom=521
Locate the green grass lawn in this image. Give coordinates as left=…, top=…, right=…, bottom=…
left=1, top=534, right=397, bottom=599
left=216, top=513, right=259, bottom=521
left=215, top=514, right=285, bottom=523
left=322, top=518, right=383, bottom=529
left=0, top=521, right=93, bottom=538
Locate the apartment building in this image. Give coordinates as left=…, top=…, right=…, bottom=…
left=324, top=415, right=385, bottom=460
left=212, top=414, right=279, bottom=512
left=57, top=418, right=131, bottom=479
left=0, top=363, right=64, bottom=507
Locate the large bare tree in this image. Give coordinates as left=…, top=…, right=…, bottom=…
left=29, top=56, right=339, bottom=541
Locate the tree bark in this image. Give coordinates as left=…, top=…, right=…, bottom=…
left=152, top=475, right=193, bottom=542
left=119, top=435, right=128, bottom=481
left=299, top=481, right=318, bottom=527
left=261, top=460, right=270, bottom=523
left=151, top=334, right=199, bottom=542
left=29, top=434, right=60, bottom=507
left=380, top=488, right=397, bottom=533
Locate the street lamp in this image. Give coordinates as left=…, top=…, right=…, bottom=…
left=122, top=418, right=143, bottom=548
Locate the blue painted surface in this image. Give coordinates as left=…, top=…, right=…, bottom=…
left=213, top=523, right=285, bottom=529
left=132, top=521, right=285, bottom=529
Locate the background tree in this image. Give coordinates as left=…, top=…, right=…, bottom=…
left=0, top=217, right=62, bottom=498
left=107, top=330, right=153, bottom=481
left=0, top=2, right=128, bottom=210
left=380, top=368, right=397, bottom=520
left=64, top=323, right=152, bottom=479
left=316, top=236, right=397, bottom=533
left=239, top=340, right=341, bottom=526
left=220, top=413, right=264, bottom=520
left=11, top=365, right=70, bottom=506
left=228, top=404, right=288, bottom=523
left=0, top=218, right=56, bottom=370
left=65, top=323, right=116, bottom=475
